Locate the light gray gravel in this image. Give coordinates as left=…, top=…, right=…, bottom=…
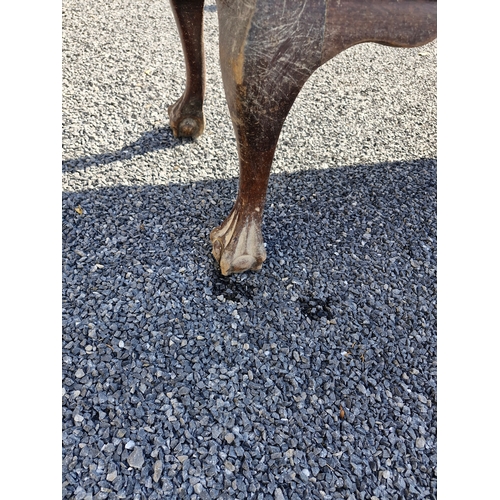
left=62, top=0, right=436, bottom=499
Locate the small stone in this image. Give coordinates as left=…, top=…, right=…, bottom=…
left=116, top=429, right=126, bottom=438
left=125, top=440, right=135, bottom=450
left=74, top=414, right=84, bottom=423
left=416, top=437, right=426, bottom=449
left=224, top=460, right=236, bottom=472
left=106, top=470, right=117, bottom=482
left=75, top=369, right=85, bottom=378
left=357, top=383, right=367, bottom=395
left=205, top=465, right=217, bottom=477
left=74, top=486, right=86, bottom=500
left=118, top=340, right=124, bottom=348
left=225, top=433, right=235, bottom=444
left=101, top=443, right=115, bottom=454
left=153, top=460, right=163, bottom=482
left=177, top=455, right=189, bottom=463
left=300, top=469, right=310, bottom=482
left=193, top=483, right=204, bottom=494
left=275, top=488, right=285, bottom=500
left=127, top=447, right=144, bottom=469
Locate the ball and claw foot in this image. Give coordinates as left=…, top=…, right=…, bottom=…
left=210, top=207, right=267, bottom=276
left=168, top=96, right=205, bottom=139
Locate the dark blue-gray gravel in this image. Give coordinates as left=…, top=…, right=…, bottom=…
left=63, top=0, right=437, bottom=499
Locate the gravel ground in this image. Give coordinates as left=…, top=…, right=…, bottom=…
left=62, top=1, right=437, bottom=499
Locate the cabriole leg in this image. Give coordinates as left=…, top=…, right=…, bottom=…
left=168, top=0, right=206, bottom=138
left=211, top=0, right=326, bottom=275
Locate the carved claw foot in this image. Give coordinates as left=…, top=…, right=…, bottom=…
left=168, top=96, right=205, bottom=139
left=210, top=205, right=267, bottom=276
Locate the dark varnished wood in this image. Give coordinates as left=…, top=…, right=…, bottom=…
left=168, top=0, right=206, bottom=138
left=169, top=0, right=437, bottom=275
left=322, top=0, right=437, bottom=62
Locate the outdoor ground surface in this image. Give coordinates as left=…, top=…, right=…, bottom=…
left=62, top=1, right=437, bottom=499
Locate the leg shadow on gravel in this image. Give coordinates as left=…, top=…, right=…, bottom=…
left=62, top=158, right=436, bottom=500
left=63, top=157, right=436, bottom=310
left=62, top=126, right=191, bottom=173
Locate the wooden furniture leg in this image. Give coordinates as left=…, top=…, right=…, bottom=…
left=210, top=0, right=436, bottom=275
left=210, top=0, right=328, bottom=275
left=166, top=0, right=436, bottom=274
left=168, top=0, right=206, bottom=139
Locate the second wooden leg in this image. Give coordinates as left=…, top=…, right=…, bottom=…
left=168, top=0, right=206, bottom=138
